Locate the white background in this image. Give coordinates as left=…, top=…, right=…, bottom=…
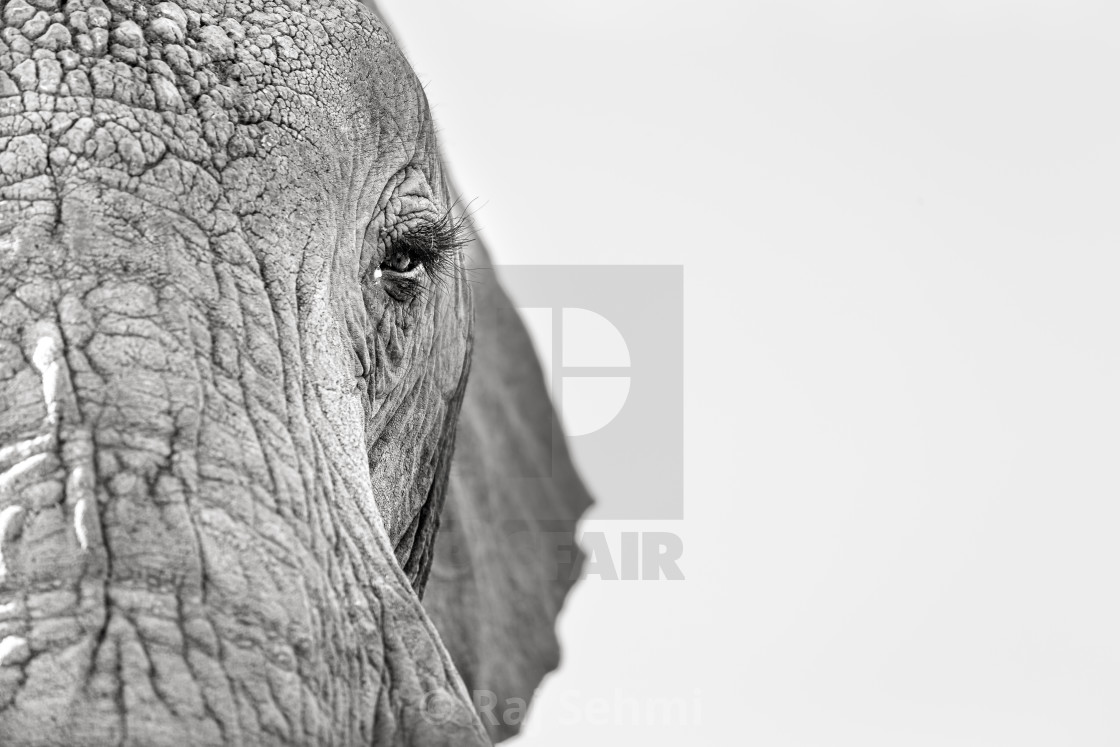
left=382, top=2, right=1120, bottom=744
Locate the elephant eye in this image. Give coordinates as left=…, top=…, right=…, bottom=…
left=377, top=208, right=470, bottom=300
left=382, top=248, right=420, bottom=274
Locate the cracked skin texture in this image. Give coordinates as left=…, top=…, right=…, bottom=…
left=0, top=0, right=490, bottom=743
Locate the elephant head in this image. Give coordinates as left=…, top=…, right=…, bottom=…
left=0, top=0, right=590, bottom=744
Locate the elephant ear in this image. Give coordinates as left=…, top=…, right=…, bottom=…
left=422, top=213, right=593, bottom=742
left=361, top=4, right=593, bottom=740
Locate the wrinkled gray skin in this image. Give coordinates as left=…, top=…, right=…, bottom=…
left=0, top=0, right=590, bottom=744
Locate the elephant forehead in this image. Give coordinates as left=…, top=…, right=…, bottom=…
left=0, top=0, right=429, bottom=185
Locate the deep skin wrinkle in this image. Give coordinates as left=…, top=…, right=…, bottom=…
left=0, top=0, right=486, bottom=743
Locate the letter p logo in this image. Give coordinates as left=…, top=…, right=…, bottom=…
left=481, top=265, right=683, bottom=520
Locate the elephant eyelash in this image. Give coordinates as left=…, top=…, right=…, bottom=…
left=382, top=208, right=470, bottom=299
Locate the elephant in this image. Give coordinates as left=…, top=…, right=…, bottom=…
left=0, top=0, right=592, bottom=744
